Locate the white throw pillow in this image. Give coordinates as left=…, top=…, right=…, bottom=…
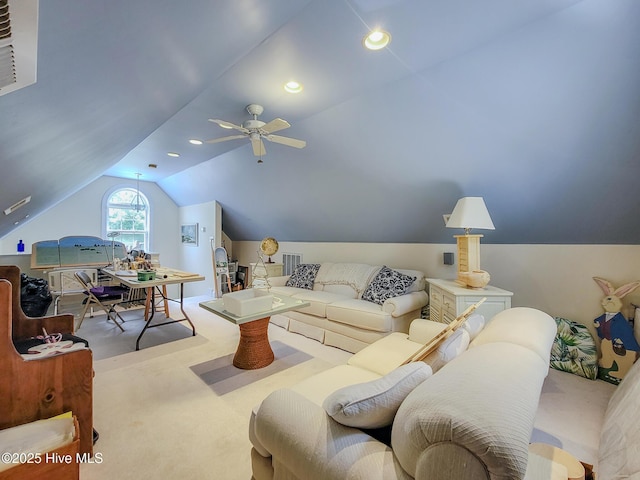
left=462, top=313, right=485, bottom=341
left=322, top=362, right=432, bottom=429
left=424, top=327, right=471, bottom=372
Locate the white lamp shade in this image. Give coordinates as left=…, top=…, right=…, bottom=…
left=446, top=197, right=495, bottom=231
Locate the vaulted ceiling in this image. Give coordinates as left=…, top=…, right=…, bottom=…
left=1, top=0, right=639, bottom=244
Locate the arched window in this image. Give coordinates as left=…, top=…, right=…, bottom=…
left=105, top=188, right=149, bottom=252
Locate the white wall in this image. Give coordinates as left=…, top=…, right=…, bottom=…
left=178, top=200, right=223, bottom=298
left=0, top=176, right=180, bottom=266
left=0, top=176, right=229, bottom=299
left=233, top=241, right=640, bottom=339
left=3, top=175, right=639, bottom=342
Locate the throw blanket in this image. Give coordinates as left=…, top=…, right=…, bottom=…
left=314, top=263, right=381, bottom=296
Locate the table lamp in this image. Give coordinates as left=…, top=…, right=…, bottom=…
left=446, top=197, right=494, bottom=288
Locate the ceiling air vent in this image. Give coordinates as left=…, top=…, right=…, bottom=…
left=0, top=0, right=38, bottom=96
left=3, top=195, right=31, bottom=215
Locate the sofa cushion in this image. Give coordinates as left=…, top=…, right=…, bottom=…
left=321, top=284, right=358, bottom=297
left=348, top=333, right=424, bottom=376
left=285, top=264, right=321, bottom=290
left=291, top=364, right=382, bottom=406
left=290, top=290, right=350, bottom=318
left=269, top=285, right=302, bottom=298
left=362, top=266, right=416, bottom=305
left=323, top=362, right=432, bottom=429
left=349, top=322, right=472, bottom=376
left=327, top=299, right=392, bottom=332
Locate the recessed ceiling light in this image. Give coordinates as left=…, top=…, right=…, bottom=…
left=284, top=81, right=303, bottom=94
left=363, top=29, right=391, bottom=50
left=189, top=139, right=203, bottom=145
left=167, top=152, right=180, bottom=157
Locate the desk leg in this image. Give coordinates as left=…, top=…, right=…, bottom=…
left=233, top=317, right=274, bottom=369
left=178, top=283, right=197, bottom=337
left=135, top=283, right=197, bottom=351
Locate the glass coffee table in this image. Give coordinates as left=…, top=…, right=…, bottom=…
left=199, top=295, right=309, bottom=369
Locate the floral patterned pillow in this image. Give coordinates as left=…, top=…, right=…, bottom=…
left=285, top=264, right=321, bottom=290
left=362, top=266, right=416, bottom=305
left=550, top=317, right=598, bottom=380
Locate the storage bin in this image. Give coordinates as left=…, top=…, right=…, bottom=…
left=137, top=270, right=156, bottom=281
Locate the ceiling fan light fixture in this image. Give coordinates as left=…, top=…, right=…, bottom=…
left=189, top=139, right=203, bottom=145
left=284, top=81, right=303, bottom=94
left=204, top=104, right=306, bottom=157
left=363, top=29, right=391, bottom=50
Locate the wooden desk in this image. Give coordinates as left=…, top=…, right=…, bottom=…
left=102, top=268, right=205, bottom=350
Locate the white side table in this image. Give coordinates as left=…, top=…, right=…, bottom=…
left=427, top=278, right=513, bottom=324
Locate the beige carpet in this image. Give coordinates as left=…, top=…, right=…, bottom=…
left=75, top=295, right=351, bottom=480
left=72, top=306, right=199, bottom=360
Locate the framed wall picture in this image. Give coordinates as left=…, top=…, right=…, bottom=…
left=181, top=223, right=198, bottom=246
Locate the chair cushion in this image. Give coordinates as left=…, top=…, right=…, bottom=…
left=322, top=362, right=432, bottom=429
left=13, top=334, right=89, bottom=360
left=89, top=285, right=128, bottom=299
left=362, top=266, right=416, bottom=305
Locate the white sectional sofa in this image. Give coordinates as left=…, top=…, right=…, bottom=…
left=267, top=262, right=429, bottom=353
left=533, top=353, right=640, bottom=478
left=250, top=308, right=561, bottom=480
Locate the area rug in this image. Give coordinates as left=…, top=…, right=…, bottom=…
left=190, top=340, right=313, bottom=395
left=74, top=308, right=198, bottom=360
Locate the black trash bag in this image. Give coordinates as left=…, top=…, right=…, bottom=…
left=20, top=273, right=53, bottom=317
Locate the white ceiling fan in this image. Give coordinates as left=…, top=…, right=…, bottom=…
left=206, top=104, right=306, bottom=158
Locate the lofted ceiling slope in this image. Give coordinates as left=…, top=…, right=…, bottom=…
left=1, top=0, right=639, bottom=244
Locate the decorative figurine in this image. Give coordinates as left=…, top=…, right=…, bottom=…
left=593, top=277, right=640, bottom=384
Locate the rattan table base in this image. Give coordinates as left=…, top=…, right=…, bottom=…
left=233, top=316, right=275, bottom=369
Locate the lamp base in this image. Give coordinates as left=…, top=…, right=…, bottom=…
left=457, top=270, right=490, bottom=289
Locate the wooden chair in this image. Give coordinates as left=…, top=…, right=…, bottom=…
left=0, top=276, right=94, bottom=456
left=0, top=265, right=74, bottom=339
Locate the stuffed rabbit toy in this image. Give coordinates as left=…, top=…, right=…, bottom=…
left=593, top=277, right=640, bottom=384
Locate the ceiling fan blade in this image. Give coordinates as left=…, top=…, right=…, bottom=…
left=208, top=118, right=247, bottom=133
left=261, top=118, right=290, bottom=134
left=205, top=134, right=246, bottom=144
left=265, top=134, right=306, bottom=149
left=251, top=136, right=266, bottom=156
